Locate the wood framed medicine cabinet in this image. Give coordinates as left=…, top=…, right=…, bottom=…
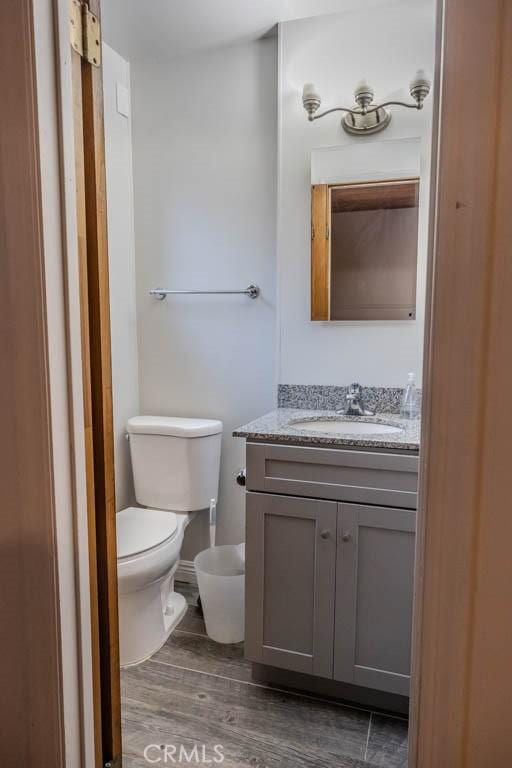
left=311, top=178, right=420, bottom=321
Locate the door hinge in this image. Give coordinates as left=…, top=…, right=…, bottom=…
left=104, top=757, right=122, bottom=768
left=70, top=0, right=83, bottom=56
left=326, top=225, right=330, bottom=239
left=70, top=0, right=102, bottom=67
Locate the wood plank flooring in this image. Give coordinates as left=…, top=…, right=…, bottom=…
left=121, top=583, right=408, bottom=767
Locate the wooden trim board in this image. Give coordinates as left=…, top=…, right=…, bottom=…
left=176, top=560, right=199, bottom=585
left=0, top=0, right=65, bottom=764
left=411, top=0, right=512, bottom=765
left=72, top=0, right=122, bottom=763
left=330, top=179, right=419, bottom=213
left=311, top=184, right=330, bottom=320
left=71, top=31, right=104, bottom=768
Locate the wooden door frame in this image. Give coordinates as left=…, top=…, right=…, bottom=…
left=69, top=0, right=122, bottom=765
left=0, top=1, right=66, bottom=764
left=410, top=0, right=512, bottom=765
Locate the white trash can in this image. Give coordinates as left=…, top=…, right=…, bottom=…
left=194, top=543, right=245, bottom=644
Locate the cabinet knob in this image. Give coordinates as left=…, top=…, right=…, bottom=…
left=341, top=532, right=352, bottom=542
left=320, top=530, right=331, bottom=540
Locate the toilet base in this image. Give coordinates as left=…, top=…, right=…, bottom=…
left=119, top=570, right=188, bottom=667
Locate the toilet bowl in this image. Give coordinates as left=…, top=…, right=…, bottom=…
left=117, top=507, right=188, bottom=666
left=116, top=415, right=222, bottom=667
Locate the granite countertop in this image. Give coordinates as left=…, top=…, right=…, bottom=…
left=233, top=409, right=420, bottom=451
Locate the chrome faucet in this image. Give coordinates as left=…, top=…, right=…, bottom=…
left=341, top=383, right=375, bottom=416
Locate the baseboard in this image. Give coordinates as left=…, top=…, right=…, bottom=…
left=176, top=559, right=197, bottom=585
left=251, top=663, right=409, bottom=716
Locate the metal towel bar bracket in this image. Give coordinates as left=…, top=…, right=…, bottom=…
left=149, top=285, right=260, bottom=301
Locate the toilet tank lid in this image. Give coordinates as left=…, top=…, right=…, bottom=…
left=127, top=415, right=223, bottom=438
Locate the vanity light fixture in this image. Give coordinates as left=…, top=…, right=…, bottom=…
left=302, top=71, right=431, bottom=136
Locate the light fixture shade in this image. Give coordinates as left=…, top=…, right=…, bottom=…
left=302, top=82, right=322, bottom=120
left=410, top=69, right=430, bottom=88
left=409, top=70, right=431, bottom=105
left=302, top=82, right=320, bottom=101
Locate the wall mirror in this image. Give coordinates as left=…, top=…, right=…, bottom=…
left=310, top=138, right=421, bottom=322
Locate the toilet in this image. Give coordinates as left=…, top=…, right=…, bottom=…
left=116, top=415, right=223, bottom=667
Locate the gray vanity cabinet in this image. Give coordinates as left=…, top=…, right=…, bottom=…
left=245, top=492, right=337, bottom=678
left=334, top=503, right=416, bottom=697
left=244, top=442, right=418, bottom=698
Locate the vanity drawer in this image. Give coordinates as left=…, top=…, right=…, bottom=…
left=246, top=443, right=419, bottom=508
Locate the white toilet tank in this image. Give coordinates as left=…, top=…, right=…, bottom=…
left=127, top=416, right=223, bottom=512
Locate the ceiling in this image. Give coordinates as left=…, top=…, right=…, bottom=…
left=102, top=0, right=410, bottom=61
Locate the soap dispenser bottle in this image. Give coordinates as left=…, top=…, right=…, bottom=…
left=400, top=373, right=419, bottom=419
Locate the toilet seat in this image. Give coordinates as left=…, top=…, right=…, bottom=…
left=117, top=506, right=178, bottom=560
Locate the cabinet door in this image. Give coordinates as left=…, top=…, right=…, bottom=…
left=334, top=503, right=416, bottom=696
left=245, top=492, right=337, bottom=677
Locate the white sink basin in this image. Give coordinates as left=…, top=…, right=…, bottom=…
left=290, top=419, right=403, bottom=435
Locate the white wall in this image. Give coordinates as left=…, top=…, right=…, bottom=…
left=277, top=2, right=436, bottom=386
left=131, top=40, right=277, bottom=546
left=103, top=1, right=434, bottom=546
left=103, top=45, right=140, bottom=511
